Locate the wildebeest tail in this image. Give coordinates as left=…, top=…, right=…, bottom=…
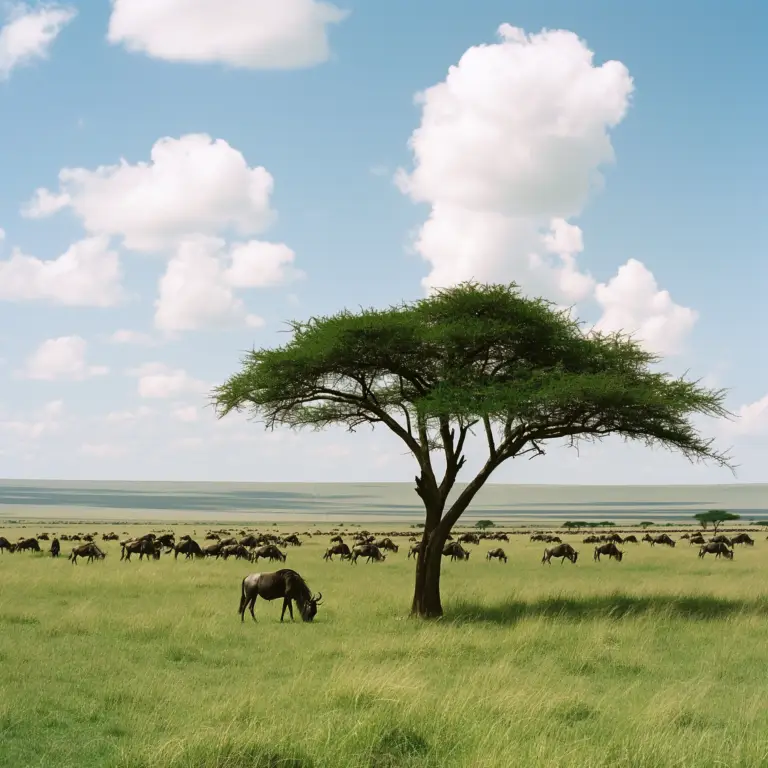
left=238, top=577, right=247, bottom=614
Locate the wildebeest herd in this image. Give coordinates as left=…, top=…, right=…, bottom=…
left=0, top=524, right=757, bottom=622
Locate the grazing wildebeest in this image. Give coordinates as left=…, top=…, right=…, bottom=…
left=239, top=535, right=261, bottom=549
left=156, top=533, right=175, bottom=548
left=408, top=542, right=424, bottom=559
left=69, top=542, right=106, bottom=564
left=351, top=544, right=386, bottom=564
left=621, top=535, right=639, bottom=544
left=253, top=545, right=287, bottom=563
left=220, top=544, right=253, bottom=561
left=699, top=542, right=734, bottom=560
left=644, top=534, right=676, bottom=547
left=442, top=541, right=470, bottom=561
left=542, top=543, right=578, bottom=565
left=102, top=532, right=119, bottom=541
left=15, top=537, right=40, bottom=553
left=50, top=538, right=60, bottom=558
left=174, top=538, right=204, bottom=559
left=689, top=533, right=706, bottom=545
left=238, top=569, right=322, bottom=623
left=486, top=548, right=508, bottom=563
left=710, top=535, right=733, bottom=547
left=330, top=535, right=344, bottom=545
left=583, top=535, right=601, bottom=544
left=458, top=533, right=479, bottom=545
left=38, top=533, right=50, bottom=541
left=323, top=543, right=351, bottom=561
left=205, top=532, right=220, bottom=540
left=731, top=533, right=755, bottom=546
left=0, top=536, right=12, bottom=553
left=594, top=542, right=624, bottom=562
left=284, top=534, right=302, bottom=546
left=374, top=537, right=399, bottom=553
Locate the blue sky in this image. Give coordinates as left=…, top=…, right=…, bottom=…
left=0, top=0, right=765, bottom=484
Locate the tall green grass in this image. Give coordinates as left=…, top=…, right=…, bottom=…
left=2, top=525, right=768, bottom=767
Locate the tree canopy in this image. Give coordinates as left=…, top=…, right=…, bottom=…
left=694, top=509, right=740, bottom=532
left=212, top=282, right=733, bottom=617
left=475, top=520, right=495, bottom=529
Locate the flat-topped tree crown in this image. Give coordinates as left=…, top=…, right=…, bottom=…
left=212, top=282, right=734, bottom=618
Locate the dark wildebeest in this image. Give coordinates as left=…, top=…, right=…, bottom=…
left=486, top=548, right=508, bottom=563
left=253, top=545, right=287, bottom=563
left=731, top=533, right=754, bottom=546
left=156, top=533, right=175, bottom=548
left=542, top=543, right=578, bottom=565
left=621, top=535, right=639, bottom=544
left=239, top=535, right=261, bottom=549
left=38, top=533, right=50, bottom=541
left=174, top=538, right=204, bottom=560
left=442, top=542, right=470, bottom=561
left=330, top=535, right=344, bottom=545
left=583, top=535, right=601, bottom=544
left=689, top=533, right=706, bottom=545
left=594, top=542, right=624, bottom=562
left=15, top=538, right=41, bottom=553
left=203, top=541, right=224, bottom=557
left=711, top=535, right=733, bottom=547
left=644, top=534, right=676, bottom=547
left=458, top=533, right=479, bottom=545
left=408, top=542, right=424, bottom=559
left=699, top=542, right=734, bottom=560
left=69, top=542, right=106, bottom=564
left=323, top=543, right=351, bottom=561
left=102, top=533, right=119, bottom=541
left=284, top=534, right=302, bottom=546
left=0, top=536, right=12, bottom=553
left=351, top=544, right=386, bottom=564
left=375, top=537, right=399, bottom=553
left=220, top=544, right=253, bottom=561
left=121, top=538, right=160, bottom=561
left=238, top=569, right=322, bottom=623
left=50, top=538, right=60, bottom=558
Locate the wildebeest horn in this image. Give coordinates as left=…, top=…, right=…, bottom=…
left=314, top=592, right=322, bottom=604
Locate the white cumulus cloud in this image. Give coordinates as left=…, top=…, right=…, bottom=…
left=107, top=0, right=347, bottom=70
left=0, top=3, right=76, bottom=80
left=171, top=405, right=199, bottom=423
left=154, top=236, right=301, bottom=332
left=397, top=24, right=633, bottom=300
left=108, top=329, right=156, bottom=345
left=22, top=134, right=277, bottom=251
left=593, top=259, right=698, bottom=355
left=129, top=362, right=206, bottom=399
left=0, top=236, right=122, bottom=306
left=0, top=399, right=63, bottom=439
left=22, top=336, right=109, bottom=380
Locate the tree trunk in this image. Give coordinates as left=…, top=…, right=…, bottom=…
left=411, top=523, right=447, bottom=618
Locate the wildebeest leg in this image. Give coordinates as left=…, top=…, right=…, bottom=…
left=248, top=595, right=257, bottom=621
left=280, top=598, right=295, bottom=622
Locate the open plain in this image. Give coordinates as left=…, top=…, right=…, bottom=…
left=3, top=482, right=768, bottom=768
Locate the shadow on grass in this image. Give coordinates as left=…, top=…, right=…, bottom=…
left=447, top=593, right=768, bottom=625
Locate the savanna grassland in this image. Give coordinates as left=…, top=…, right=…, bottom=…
left=3, top=521, right=768, bottom=768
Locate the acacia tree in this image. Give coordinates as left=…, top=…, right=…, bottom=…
left=211, top=282, right=733, bottom=618
left=694, top=509, right=740, bottom=533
